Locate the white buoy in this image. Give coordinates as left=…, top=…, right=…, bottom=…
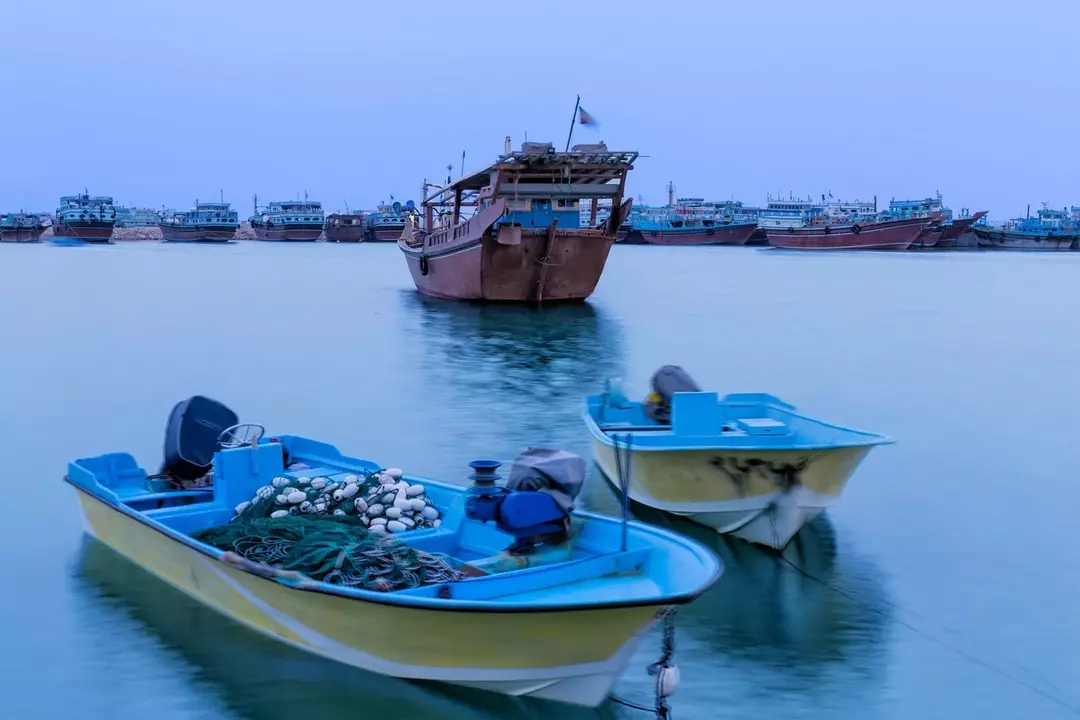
left=270, top=510, right=288, bottom=519
left=385, top=507, right=402, bottom=519
left=370, top=524, right=388, bottom=533
left=385, top=468, right=403, bottom=479
left=311, top=478, right=327, bottom=490
left=399, top=516, right=415, bottom=528
left=367, top=503, right=385, bottom=517
left=333, top=509, right=346, bottom=516
left=341, top=484, right=359, bottom=499
left=393, top=497, right=412, bottom=511
left=295, top=476, right=311, bottom=485
left=275, top=493, right=290, bottom=505
left=409, top=498, right=427, bottom=512
left=272, top=477, right=290, bottom=488
left=234, top=501, right=251, bottom=515
left=353, top=498, right=368, bottom=513
left=286, top=490, right=307, bottom=504
left=369, top=517, right=388, bottom=526
left=405, top=484, right=425, bottom=497
left=657, top=666, right=680, bottom=698
left=387, top=520, right=407, bottom=533
left=421, top=506, right=439, bottom=520
left=343, top=474, right=359, bottom=485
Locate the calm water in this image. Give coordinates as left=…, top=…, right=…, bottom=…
left=1, top=242, right=1078, bottom=720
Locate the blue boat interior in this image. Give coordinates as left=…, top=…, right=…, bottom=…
left=586, top=390, right=893, bottom=450
left=67, top=435, right=719, bottom=606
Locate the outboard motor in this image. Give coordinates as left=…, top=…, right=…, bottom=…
left=465, top=449, right=585, bottom=555
left=161, top=395, right=239, bottom=482
left=644, top=365, right=701, bottom=424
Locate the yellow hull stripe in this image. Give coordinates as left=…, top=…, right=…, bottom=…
left=591, top=440, right=870, bottom=504
left=76, top=489, right=656, bottom=672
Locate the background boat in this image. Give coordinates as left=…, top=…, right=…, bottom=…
left=53, top=192, right=116, bottom=242
left=324, top=212, right=367, bottom=242
left=159, top=201, right=239, bottom=243
left=0, top=212, right=46, bottom=243
left=251, top=197, right=325, bottom=241
left=972, top=204, right=1079, bottom=250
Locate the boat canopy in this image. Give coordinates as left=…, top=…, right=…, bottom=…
left=425, top=142, right=638, bottom=206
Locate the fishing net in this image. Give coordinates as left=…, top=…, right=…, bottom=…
left=193, top=515, right=464, bottom=592
left=230, top=467, right=442, bottom=534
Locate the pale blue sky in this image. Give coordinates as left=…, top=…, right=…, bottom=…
left=2, top=0, right=1077, bottom=219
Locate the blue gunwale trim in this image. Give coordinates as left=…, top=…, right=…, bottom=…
left=64, top=473, right=721, bottom=614
left=583, top=395, right=894, bottom=452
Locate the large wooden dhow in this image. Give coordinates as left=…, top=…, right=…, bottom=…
left=399, top=138, right=636, bottom=303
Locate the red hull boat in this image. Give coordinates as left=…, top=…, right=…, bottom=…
left=640, top=222, right=758, bottom=246
left=766, top=215, right=937, bottom=251
left=53, top=221, right=115, bottom=242
left=399, top=140, right=636, bottom=303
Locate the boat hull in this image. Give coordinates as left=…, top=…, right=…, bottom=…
left=913, top=212, right=988, bottom=249
left=0, top=227, right=43, bottom=243
left=252, top=224, right=323, bottom=241
left=53, top=220, right=115, bottom=242
left=639, top=222, right=758, bottom=246
left=972, top=227, right=1078, bottom=251
left=402, top=233, right=613, bottom=303
left=766, top=217, right=927, bottom=251
left=590, top=440, right=872, bottom=550
left=72, top=486, right=660, bottom=706
left=745, top=227, right=768, bottom=245
left=159, top=225, right=238, bottom=243
left=369, top=226, right=404, bottom=242
left=324, top=216, right=367, bottom=243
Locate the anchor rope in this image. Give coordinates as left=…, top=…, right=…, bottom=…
left=609, top=606, right=679, bottom=719
left=769, top=536, right=1080, bottom=716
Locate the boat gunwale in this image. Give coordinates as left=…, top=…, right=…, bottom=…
left=65, top=470, right=722, bottom=615
left=582, top=395, right=895, bottom=452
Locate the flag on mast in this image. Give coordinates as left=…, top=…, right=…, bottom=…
left=578, top=107, right=599, bottom=127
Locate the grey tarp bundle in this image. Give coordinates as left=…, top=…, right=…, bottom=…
left=507, top=448, right=585, bottom=513
left=644, top=365, right=702, bottom=423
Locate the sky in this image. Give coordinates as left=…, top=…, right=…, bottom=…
left=1, top=0, right=1077, bottom=220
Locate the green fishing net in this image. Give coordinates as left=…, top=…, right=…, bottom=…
left=193, top=515, right=463, bottom=592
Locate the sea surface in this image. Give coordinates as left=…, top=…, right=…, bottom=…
left=1, top=241, right=1078, bottom=720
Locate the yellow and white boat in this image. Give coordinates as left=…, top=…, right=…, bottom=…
left=583, top=369, right=893, bottom=550
left=66, top=398, right=721, bottom=707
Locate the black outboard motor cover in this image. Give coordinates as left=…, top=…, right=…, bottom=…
left=645, top=365, right=701, bottom=423
left=506, top=448, right=585, bottom=514
left=162, top=396, right=238, bottom=481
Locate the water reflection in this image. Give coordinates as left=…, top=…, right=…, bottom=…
left=614, top=497, right=891, bottom=687
left=71, top=537, right=614, bottom=720
left=398, top=294, right=625, bottom=453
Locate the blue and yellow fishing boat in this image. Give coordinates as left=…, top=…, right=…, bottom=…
left=583, top=367, right=893, bottom=550
left=66, top=397, right=721, bottom=707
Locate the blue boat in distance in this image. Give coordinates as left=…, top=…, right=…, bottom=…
left=0, top=212, right=46, bottom=243
left=65, top=397, right=721, bottom=707
left=972, top=202, right=1080, bottom=251
left=250, top=195, right=325, bottom=241
left=159, top=201, right=239, bottom=243
left=365, top=200, right=414, bottom=241
left=583, top=366, right=893, bottom=550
